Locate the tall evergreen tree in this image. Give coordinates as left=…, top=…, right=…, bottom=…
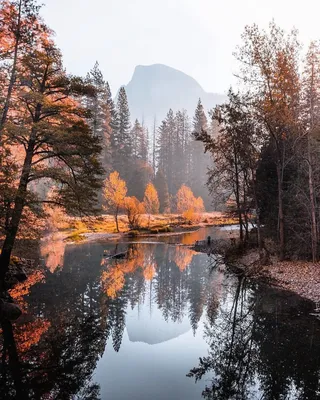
left=87, top=62, right=112, bottom=175
left=154, top=169, right=170, bottom=213
left=157, top=109, right=175, bottom=194
left=113, top=87, right=132, bottom=180
left=175, top=110, right=192, bottom=191
left=131, top=119, right=148, bottom=162
left=192, top=98, right=212, bottom=207
left=152, top=117, right=157, bottom=176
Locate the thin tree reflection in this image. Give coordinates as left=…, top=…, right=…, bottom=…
left=188, top=277, right=320, bottom=399
left=188, top=277, right=258, bottom=399
left=0, top=320, right=27, bottom=400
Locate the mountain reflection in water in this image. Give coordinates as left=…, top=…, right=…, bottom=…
left=0, top=232, right=319, bottom=399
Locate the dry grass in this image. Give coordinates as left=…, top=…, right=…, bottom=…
left=64, top=212, right=237, bottom=240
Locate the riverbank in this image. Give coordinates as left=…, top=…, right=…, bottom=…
left=64, top=212, right=238, bottom=243
left=258, top=261, right=320, bottom=304
left=193, top=241, right=320, bottom=304
left=238, top=249, right=320, bottom=304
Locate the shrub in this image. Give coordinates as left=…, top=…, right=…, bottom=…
left=124, top=196, right=145, bottom=229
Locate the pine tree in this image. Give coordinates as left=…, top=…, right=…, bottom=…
left=131, top=119, right=148, bottom=162
left=157, top=109, right=176, bottom=194
left=106, top=82, right=118, bottom=134
left=87, top=62, right=112, bottom=175
left=154, top=170, right=170, bottom=213
left=174, top=110, right=192, bottom=191
left=112, top=87, right=132, bottom=181
left=193, top=98, right=208, bottom=133
left=141, top=125, right=149, bottom=163
left=152, top=117, right=157, bottom=176
left=191, top=98, right=211, bottom=207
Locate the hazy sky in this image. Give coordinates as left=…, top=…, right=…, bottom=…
left=41, top=0, right=320, bottom=95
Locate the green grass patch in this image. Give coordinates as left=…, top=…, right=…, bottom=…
left=66, top=232, right=85, bottom=243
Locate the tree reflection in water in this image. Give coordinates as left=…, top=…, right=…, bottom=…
left=188, top=277, right=320, bottom=399
left=0, top=243, right=107, bottom=399
left=101, top=243, right=215, bottom=350
left=0, top=240, right=319, bottom=399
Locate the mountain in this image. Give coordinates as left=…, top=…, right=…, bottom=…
left=125, top=303, right=191, bottom=345
left=123, top=64, right=226, bottom=124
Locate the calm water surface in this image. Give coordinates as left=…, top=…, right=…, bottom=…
left=1, top=227, right=320, bottom=399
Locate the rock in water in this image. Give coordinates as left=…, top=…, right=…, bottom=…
left=0, top=300, right=22, bottom=321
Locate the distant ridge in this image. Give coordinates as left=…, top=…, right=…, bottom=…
left=122, top=64, right=226, bottom=124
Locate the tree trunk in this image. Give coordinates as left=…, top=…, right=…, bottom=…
left=0, top=0, right=22, bottom=135
left=1, top=320, right=27, bottom=399
left=307, top=136, right=317, bottom=262
left=0, top=137, right=35, bottom=283
left=115, top=206, right=119, bottom=233
left=277, top=161, right=285, bottom=260
left=242, top=178, right=249, bottom=244
left=233, top=147, right=243, bottom=244
left=252, top=170, right=263, bottom=260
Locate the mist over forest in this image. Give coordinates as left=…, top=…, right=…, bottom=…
left=1, top=1, right=320, bottom=399
left=87, top=61, right=222, bottom=210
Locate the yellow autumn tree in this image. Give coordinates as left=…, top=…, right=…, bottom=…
left=195, top=197, right=205, bottom=213
left=124, top=196, right=145, bottom=229
left=103, top=171, right=127, bottom=232
left=143, top=182, right=160, bottom=228
left=176, top=185, right=205, bottom=223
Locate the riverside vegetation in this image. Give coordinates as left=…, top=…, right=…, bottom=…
left=0, top=1, right=320, bottom=317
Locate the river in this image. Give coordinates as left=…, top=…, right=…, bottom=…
left=1, top=227, right=319, bottom=399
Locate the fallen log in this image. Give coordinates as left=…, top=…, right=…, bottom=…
left=103, top=250, right=128, bottom=260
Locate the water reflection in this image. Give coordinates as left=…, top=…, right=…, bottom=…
left=188, top=277, right=320, bottom=399
left=100, top=243, right=215, bottom=353
left=40, top=232, right=66, bottom=273
left=0, top=236, right=319, bottom=399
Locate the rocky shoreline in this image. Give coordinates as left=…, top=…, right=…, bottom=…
left=258, top=261, right=320, bottom=304
left=193, top=242, right=320, bottom=304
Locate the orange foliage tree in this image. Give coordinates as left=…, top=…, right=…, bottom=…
left=103, top=171, right=127, bottom=232
left=0, top=35, right=103, bottom=282
left=176, top=184, right=205, bottom=222
left=143, top=182, right=160, bottom=227
left=0, top=0, right=46, bottom=133
left=124, top=196, right=145, bottom=229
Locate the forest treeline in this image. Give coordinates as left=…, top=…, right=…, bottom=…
left=85, top=63, right=213, bottom=208
left=197, top=23, right=320, bottom=261
left=0, top=0, right=210, bottom=280
left=104, top=171, right=204, bottom=232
